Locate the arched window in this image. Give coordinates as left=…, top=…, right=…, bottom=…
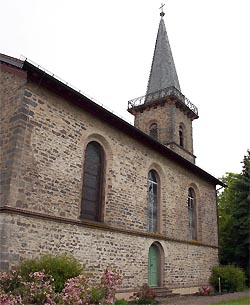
left=179, top=125, right=184, bottom=147
left=147, top=170, right=158, bottom=232
left=80, top=141, right=104, bottom=221
left=187, top=188, right=196, bottom=240
left=149, top=123, right=158, bottom=140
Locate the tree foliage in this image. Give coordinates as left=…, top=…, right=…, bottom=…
left=218, top=150, right=250, bottom=284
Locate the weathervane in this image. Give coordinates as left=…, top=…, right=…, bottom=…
left=159, top=3, right=165, bottom=17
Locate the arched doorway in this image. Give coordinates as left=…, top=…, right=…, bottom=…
left=148, top=243, right=164, bottom=287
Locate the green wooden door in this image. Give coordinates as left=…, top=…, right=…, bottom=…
left=148, top=244, right=158, bottom=286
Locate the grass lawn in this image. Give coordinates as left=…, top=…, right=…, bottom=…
left=208, top=296, right=250, bottom=305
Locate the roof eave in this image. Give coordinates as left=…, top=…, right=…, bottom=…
left=0, top=53, right=24, bottom=68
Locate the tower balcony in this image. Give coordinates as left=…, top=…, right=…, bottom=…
left=127, top=86, right=198, bottom=120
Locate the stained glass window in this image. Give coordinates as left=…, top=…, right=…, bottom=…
left=147, top=170, right=158, bottom=232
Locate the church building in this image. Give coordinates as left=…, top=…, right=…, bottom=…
left=0, top=9, right=224, bottom=296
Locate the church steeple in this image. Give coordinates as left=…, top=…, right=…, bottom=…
left=146, top=10, right=180, bottom=95
left=128, top=6, right=198, bottom=164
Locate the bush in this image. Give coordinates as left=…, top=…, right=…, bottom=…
left=210, top=265, right=246, bottom=292
left=115, top=298, right=128, bottom=305
left=16, top=254, right=84, bottom=292
left=0, top=267, right=123, bottom=304
left=0, top=270, right=22, bottom=294
left=58, top=268, right=122, bottom=304
left=196, top=286, right=213, bottom=296
left=129, top=284, right=156, bottom=304
left=0, top=270, right=57, bottom=304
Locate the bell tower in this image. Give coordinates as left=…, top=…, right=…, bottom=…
left=128, top=8, right=198, bottom=164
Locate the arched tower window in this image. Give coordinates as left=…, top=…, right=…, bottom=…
left=187, top=188, right=196, bottom=240
left=147, top=170, right=159, bottom=232
left=81, top=141, right=104, bottom=221
left=179, top=125, right=184, bottom=147
left=149, top=123, right=158, bottom=140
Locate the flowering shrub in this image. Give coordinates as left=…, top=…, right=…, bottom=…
left=60, top=268, right=122, bottom=305
left=196, top=286, right=213, bottom=296
left=20, top=271, right=57, bottom=304
left=0, top=291, right=20, bottom=305
left=0, top=270, right=22, bottom=294
left=0, top=270, right=57, bottom=304
left=60, top=274, right=97, bottom=304
left=101, top=268, right=123, bottom=303
left=0, top=268, right=122, bottom=305
left=129, top=284, right=156, bottom=305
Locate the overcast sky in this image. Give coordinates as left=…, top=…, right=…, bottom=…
left=1, top=0, right=249, bottom=179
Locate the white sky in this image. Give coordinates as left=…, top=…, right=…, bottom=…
left=1, top=0, right=249, bottom=179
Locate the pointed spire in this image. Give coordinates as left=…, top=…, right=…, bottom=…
left=146, top=10, right=180, bottom=95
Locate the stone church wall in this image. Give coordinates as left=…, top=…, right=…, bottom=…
left=1, top=212, right=218, bottom=291
left=0, top=70, right=219, bottom=289
left=0, top=67, right=27, bottom=207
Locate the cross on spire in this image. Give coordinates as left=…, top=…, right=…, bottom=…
left=159, top=3, right=165, bottom=17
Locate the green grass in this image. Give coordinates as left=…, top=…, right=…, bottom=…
left=208, top=296, right=250, bottom=305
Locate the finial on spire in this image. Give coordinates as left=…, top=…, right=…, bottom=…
left=159, top=3, right=165, bottom=17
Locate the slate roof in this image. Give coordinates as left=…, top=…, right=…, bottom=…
left=146, top=15, right=181, bottom=95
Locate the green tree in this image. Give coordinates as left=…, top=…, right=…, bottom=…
left=218, top=150, right=250, bottom=284
left=218, top=172, right=239, bottom=265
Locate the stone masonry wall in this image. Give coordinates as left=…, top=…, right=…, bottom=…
left=0, top=65, right=27, bottom=206
left=4, top=80, right=218, bottom=244
left=1, top=212, right=218, bottom=290
left=0, top=72, right=219, bottom=289
left=134, top=100, right=195, bottom=163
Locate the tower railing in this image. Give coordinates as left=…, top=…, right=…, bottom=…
left=128, top=86, right=198, bottom=116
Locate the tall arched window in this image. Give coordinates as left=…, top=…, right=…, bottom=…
left=187, top=188, right=196, bottom=240
left=80, top=141, right=104, bottom=221
left=149, top=123, right=158, bottom=140
left=179, top=125, right=184, bottom=147
left=147, top=170, right=158, bottom=232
